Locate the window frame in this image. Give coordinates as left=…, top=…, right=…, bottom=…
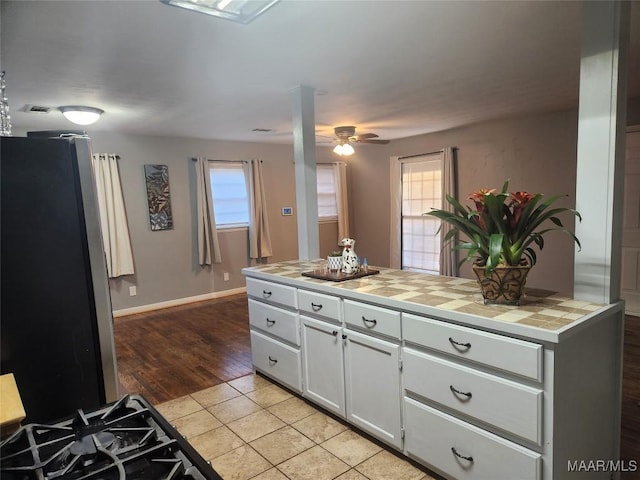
left=389, top=152, right=444, bottom=272
left=317, top=164, right=338, bottom=223
left=208, top=161, right=250, bottom=230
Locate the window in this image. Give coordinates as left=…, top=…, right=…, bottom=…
left=317, top=165, right=337, bottom=221
left=209, top=163, right=249, bottom=228
left=400, top=157, right=442, bottom=274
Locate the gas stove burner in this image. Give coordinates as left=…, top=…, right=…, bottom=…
left=0, top=395, right=222, bottom=480
left=70, top=432, right=117, bottom=456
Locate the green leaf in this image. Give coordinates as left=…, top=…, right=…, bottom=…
left=487, top=233, right=504, bottom=274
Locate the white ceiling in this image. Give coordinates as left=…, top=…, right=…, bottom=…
left=1, top=0, right=639, bottom=145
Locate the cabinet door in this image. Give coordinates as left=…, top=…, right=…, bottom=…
left=343, top=329, right=402, bottom=449
left=301, top=316, right=345, bottom=417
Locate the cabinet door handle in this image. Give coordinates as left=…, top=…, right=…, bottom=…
left=362, top=316, right=377, bottom=327
left=448, top=337, right=471, bottom=349
left=332, top=330, right=338, bottom=336
left=268, top=356, right=278, bottom=364
left=262, top=290, right=272, bottom=298
left=451, top=447, right=473, bottom=463
left=342, top=334, right=347, bottom=340
left=266, top=318, right=276, bottom=326
left=311, top=302, right=323, bottom=311
left=450, top=385, right=472, bottom=399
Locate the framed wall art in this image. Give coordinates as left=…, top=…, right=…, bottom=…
left=144, top=164, right=173, bottom=231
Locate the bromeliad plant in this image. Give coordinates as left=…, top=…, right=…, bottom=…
left=426, top=180, right=582, bottom=275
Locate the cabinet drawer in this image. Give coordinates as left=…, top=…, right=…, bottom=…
left=404, top=398, right=541, bottom=480
left=344, top=300, right=400, bottom=339
left=403, top=313, right=542, bottom=381
left=298, top=289, right=342, bottom=322
left=246, top=278, right=297, bottom=309
left=250, top=330, right=301, bottom=393
left=248, top=299, right=300, bottom=346
left=403, top=348, right=542, bottom=444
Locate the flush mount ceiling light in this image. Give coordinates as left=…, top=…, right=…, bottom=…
left=59, top=106, right=104, bottom=126
left=160, top=0, right=280, bottom=24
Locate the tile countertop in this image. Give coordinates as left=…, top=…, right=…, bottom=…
left=242, top=260, right=624, bottom=345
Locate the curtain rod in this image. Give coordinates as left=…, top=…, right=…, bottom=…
left=208, top=159, right=248, bottom=164
left=190, top=158, right=248, bottom=163
left=398, top=149, right=444, bottom=160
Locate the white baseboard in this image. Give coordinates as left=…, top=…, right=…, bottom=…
left=112, top=287, right=247, bottom=318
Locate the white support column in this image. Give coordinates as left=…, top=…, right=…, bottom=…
left=291, top=85, right=319, bottom=260
left=574, top=1, right=629, bottom=304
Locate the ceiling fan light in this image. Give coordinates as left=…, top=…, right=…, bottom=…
left=333, top=144, right=344, bottom=155
left=59, top=106, right=103, bottom=125
left=341, top=143, right=355, bottom=156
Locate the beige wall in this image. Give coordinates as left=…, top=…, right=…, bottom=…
left=84, top=132, right=346, bottom=310
left=85, top=133, right=292, bottom=309
left=347, top=109, right=580, bottom=295
left=16, top=96, right=638, bottom=309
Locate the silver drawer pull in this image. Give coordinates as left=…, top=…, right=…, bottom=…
left=311, top=302, right=323, bottom=311
left=266, top=318, right=276, bottom=326
left=448, top=337, right=471, bottom=349
left=268, top=356, right=278, bottom=364
left=450, top=385, right=472, bottom=399
left=362, top=316, right=377, bottom=327
left=451, top=447, right=473, bottom=463
left=262, top=290, right=272, bottom=298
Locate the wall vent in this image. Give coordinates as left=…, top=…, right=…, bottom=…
left=22, top=104, right=52, bottom=114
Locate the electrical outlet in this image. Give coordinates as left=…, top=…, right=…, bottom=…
left=129, top=286, right=137, bottom=296
left=223, top=272, right=230, bottom=282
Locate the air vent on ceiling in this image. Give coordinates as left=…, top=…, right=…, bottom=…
left=252, top=128, right=273, bottom=133
left=22, top=104, right=52, bottom=114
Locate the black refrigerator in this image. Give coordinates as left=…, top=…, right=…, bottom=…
left=1, top=135, right=118, bottom=423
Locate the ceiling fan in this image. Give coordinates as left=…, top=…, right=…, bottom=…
left=333, top=126, right=390, bottom=156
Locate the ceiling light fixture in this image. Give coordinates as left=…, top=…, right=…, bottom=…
left=159, top=0, right=280, bottom=24
left=59, top=106, right=104, bottom=126
left=333, top=142, right=354, bottom=156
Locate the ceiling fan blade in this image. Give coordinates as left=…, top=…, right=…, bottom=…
left=356, top=133, right=379, bottom=139
left=359, top=139, right=390, bottom=144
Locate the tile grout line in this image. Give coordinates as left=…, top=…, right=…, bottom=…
left=158, top=374, right=433, bottom=480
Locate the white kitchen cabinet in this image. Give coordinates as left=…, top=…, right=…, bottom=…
left=343, top=328, right=402, bottom=449
left=247, top=279, right=302, bottom=393
left=243, top=261, right=624, bottom=480
left=300, top=315, right=345, bottom=417
left=250, top=330, right=302, bottom=392
left=404, top=398, right=542, bottom=480
left=403, top=347, right=543, bottom=445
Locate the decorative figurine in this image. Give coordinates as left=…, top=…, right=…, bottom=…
left=340, top=237, right=359, bottom=274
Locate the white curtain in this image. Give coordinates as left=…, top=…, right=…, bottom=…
left=195, top=157, right=221, bottom=265
left=440, top=147, right=458, bottom=276
left=91, top=153, right=134, bottom=278
left=334, top=162, right=350, bottom=240
left=245, top=159, right=273, bottom=260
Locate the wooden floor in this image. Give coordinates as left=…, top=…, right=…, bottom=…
left=114, top=296, right=640, bottom=468
left=114, top=294, right=252, bottom=405
left=622, top=314, right=640, bottom=472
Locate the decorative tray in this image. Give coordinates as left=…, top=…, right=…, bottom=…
left=301, top=268, right=380, bottom=282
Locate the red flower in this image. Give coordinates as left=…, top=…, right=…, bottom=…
left=510, top=191, right=535, bottom=206
left=509, top=191, right=535, bottom=226
left=467, top=189, right=496, bottom=211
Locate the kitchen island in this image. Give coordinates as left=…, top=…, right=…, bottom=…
left=242, top=260, right=625, bottom=480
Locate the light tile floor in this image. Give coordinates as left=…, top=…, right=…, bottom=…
left=156, top=374, right=438, bottom=480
